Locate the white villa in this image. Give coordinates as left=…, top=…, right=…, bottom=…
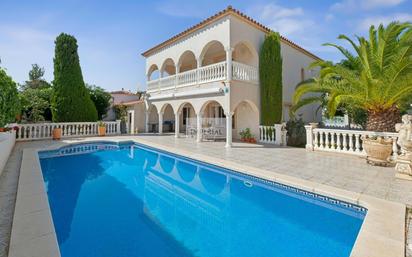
left=128, top=6, right=321, bottom=147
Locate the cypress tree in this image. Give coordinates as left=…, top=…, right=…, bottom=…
left=51, top=33, right=97, bottom=122
left=259, top=32, right=283, bottom=125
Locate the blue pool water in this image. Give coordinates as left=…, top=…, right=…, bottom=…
left=39, top=142, right=366, bottom=257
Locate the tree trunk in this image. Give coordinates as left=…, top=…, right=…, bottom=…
left=366, top=106, right=401, bottom=132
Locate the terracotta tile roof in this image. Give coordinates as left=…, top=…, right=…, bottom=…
left=114, top=99, right=144, bottom=106
left=141, top=5, right=321, bottom=60
left=110, top=90, right=136, bottom=95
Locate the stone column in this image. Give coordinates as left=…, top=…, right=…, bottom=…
left=196, top=112, right=203, bottom=142
left=175, top=111, right=181, bottom=138
left=158, top=111, right=164, bottom=135
left=225, top=47, right=233, bottom=81
left=196, top=57, right=202, bottom=86
left=175, top=64, right=180, bottom=90
left=225, top=111, right=233, bottom=148
left=274, top=123, right=287, bottom=146
left=145, top=111, right=150, bottom=133
left=304, top=123, right=318, bottom=150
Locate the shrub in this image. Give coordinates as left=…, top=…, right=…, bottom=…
left=51, top=33, right=97, bottom=122
left=286, top=117, right=306, bottom=147
left=87, top=84, right=112, bottom=119
left=0, top=68, right=20, bottom=127
left=260, top=32, right=283, bottom=125
left=19, top=87, right=53, bottom=122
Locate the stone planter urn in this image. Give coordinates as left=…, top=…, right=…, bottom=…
left=98, top=126, right=106, bottom=136
left=362, top=136, right=393, bottom=166
left=395, top=114, right=412, bottom=180
left=52, top=128, right=62, bottom=140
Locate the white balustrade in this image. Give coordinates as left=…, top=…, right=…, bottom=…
left=259, top=124, right=287, bottom=146
left=147, top=79, right=159, bottom=91
left=12, top=121, right=121, bottom=141
left=159, top=76, right=175, bottom=89
left=232, top=61, right=258, bottom=83
left=147, top=61, right=259, bottom=93
left=199, top=61, right=226, bottom=83
left=305, top=126, right=400, bottom=157
left=177, top=69, right=197, bottom=86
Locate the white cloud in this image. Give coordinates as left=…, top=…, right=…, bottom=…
left=248, top=3, right=313, bottom=36
left=325, top=14, right=335, bottom=22
left=331, top=0, right=405, bottom=11
left=358, top=13, right=412, bottom=31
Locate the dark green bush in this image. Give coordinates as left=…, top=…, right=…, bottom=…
left=286, top=117, right=306, bottom=147
left=260, top=32, right=283, bottom=125
left=0, top=68, right=20, bottom=127
left=51, top=33, right=97, bottom=122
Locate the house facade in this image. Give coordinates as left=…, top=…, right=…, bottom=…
left=139, top=6, right=321, bottom=147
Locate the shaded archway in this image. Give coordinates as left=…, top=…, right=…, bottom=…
left=147, top=105, right=159, bottom=133
left=147, top=64, right=160, bottom=81
left=233, top=41, right=259, bottom=67
left=233, top=100, right=259, bottom=140
left=200, top=40, right=226, bottom=66
left=200, top=100, right=227, bottom=140
left=177, top=102, right=196, bottom=134
left=160, top=58, right=176, bottom=77
left=160, top=103, right=175, bottom=133
left=178, top=51, right=197, bottom=72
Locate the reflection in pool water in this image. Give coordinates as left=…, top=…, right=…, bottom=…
left=39, top=143, right=366, bottom=257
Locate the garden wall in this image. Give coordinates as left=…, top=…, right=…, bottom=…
left=0, top=130, right=16, bottom=176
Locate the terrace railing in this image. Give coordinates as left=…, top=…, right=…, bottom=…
left=259, top=124, right=287, bottom=146
left=147, top=61, right=258, bottom=92
left=12, top=121, right=121, bottom=141
left=232, top=61, right=258, bottom=83
left=305, top=125, right=400, bottom=158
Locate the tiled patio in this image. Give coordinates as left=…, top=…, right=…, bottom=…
left=0, top=135, right=411, bottom=257
left=137, top=134, right=412, bottom=206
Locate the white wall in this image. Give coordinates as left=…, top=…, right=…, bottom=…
left=0, top=131, right=16, bottom=176
left=144, top=13, right=322, bottom=125
left=280, top=43, right=321, bottom=123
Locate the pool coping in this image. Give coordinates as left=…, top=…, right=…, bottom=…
left=8, top=137, right=406, bottom=257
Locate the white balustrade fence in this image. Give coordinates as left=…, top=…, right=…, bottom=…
left=305, top=125, right=400, bottom=158
left=12, top=121, right=121, bottom=141
left=177, top=69, right=197, bottom=86
left=147, top=61, right=259, bottom=92
left=199, top=61, right=226, bottom=83
left=232, top=61, right=258, bottom=83
left=259, top=124, right=287, bottom=146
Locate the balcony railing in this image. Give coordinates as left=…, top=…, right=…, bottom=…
left=147, top=61, right=258, bottom=92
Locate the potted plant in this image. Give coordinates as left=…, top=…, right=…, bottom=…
left=239, top=128, right=256, bottom=144
left=291, top=22, right=412, bottom=165
left=98, top=121, right=106, bottom=136
left=52, top=127, right=62, bottom=140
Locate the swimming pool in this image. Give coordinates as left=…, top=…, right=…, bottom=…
left=39, top=141, right=366, bottom=257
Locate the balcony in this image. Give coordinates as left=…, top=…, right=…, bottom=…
left=147, top=61, right=258, bottom=93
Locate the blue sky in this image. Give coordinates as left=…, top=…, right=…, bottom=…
left=1, top=0, right=411, bottom=92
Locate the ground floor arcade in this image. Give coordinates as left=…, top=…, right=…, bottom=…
left=144, top=97, right=259, bottom=148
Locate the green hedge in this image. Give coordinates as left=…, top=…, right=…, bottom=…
left=0, top=68, right=19, bottom=127
left=51, top=33, right=97, bottom=122
left=259, top=32, right=283, bottom=125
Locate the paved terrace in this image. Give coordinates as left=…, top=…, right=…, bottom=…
left=0, top=134, right=411, bottom=256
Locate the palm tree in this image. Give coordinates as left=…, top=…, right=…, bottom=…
left=291, top=22, right=412, bottom=132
